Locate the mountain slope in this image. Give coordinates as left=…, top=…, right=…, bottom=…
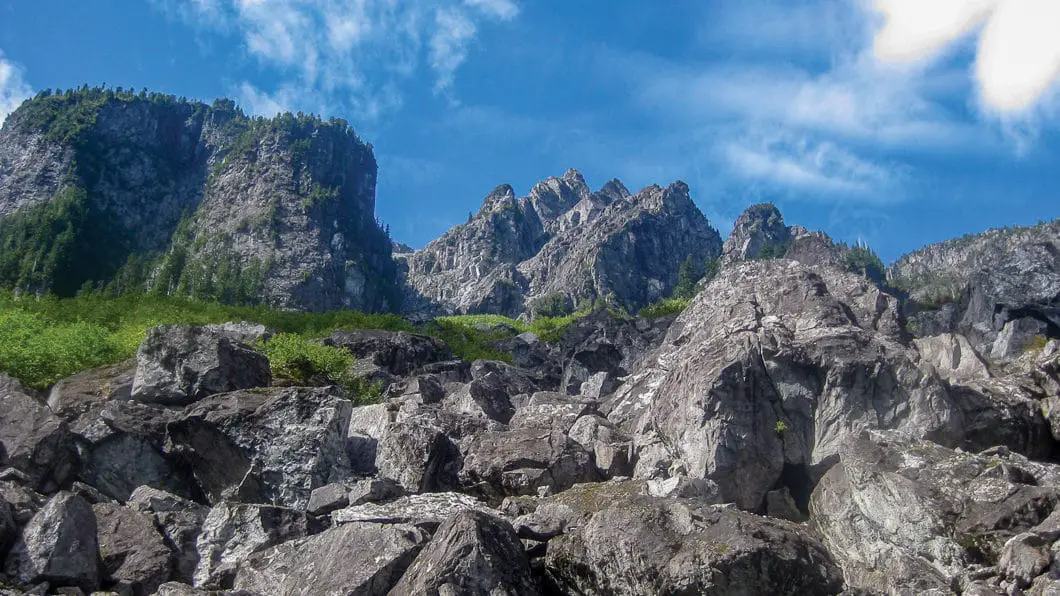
left=0, top=88, right=398, bottom=311
left=889, top=219, right=1060, bottom=358
left=400, top=169, right=722, bottom=318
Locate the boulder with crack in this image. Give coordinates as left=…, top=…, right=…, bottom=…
left=0, top=374, right=79, bottom=494
left=93, top=501, right=174, bottom=595
left=606, top=260, right=1008, bottom=511
left=542, top=489, right=843, bottom=595
left=128, top=486, right=208, bottom=584
left=193, top=501, right=318, bottom=589
left=4, top=491, right=99, bottom=592
left=233, top=521, right=429, bottom=595
left=459, top=427, right=599, bottom=503
left=131, top=325, right=271, bottom=406
left=390, top=510, right=539, bottom=595
left=165, top=386, right=353, bottom=509
left=810, top=430, right=1060, bottom=593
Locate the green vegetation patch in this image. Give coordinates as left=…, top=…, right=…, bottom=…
left=254, top=333, right=382, bottom=404
left=0, top=291, right=412, bottom=390
left=639, top=298, right=690, bottom=319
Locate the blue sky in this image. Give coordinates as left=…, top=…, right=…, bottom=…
left=0, top=0, right=1058, bottom=262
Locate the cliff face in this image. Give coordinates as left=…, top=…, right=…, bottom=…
left=0, top=89, right=397, bottom=311
left=400, top=169, right=723, bottom=318
left=889, top=220, right=1060, bottom=358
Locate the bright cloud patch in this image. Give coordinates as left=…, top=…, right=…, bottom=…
left=724, top=133, right=900, bottom=199
left=0, top=51, right=32, bottom=125
left=160, top=0, right=518, bottom=118
left=873, top=0, right=1060, bottom=113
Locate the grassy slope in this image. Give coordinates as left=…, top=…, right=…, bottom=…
left=0, top=292, right=593, bottom=390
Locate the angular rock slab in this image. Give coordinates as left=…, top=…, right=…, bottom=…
left=543, top=494, right=843, bottom=595
left=128, top=486, right=208, bottom=584
left=459, top=428, right=599, bottom=503
left=166, top=386, right=353, bottom=509
left=390, top=510, right=538, bottom=595
left=331, top=491, right=495, bottom=532
left=233, top=522, right=429, bottom=595
left=193, top=502, right=316, bottom=589
left=0, top=374, right=79, bottom=493
left=810, top=430, right=1060, bottom=594
left=93, top=501, right=173, bottom=596
left=131, top=324, right=271, bottom=406
left=5, top=492, right=99, bottom=591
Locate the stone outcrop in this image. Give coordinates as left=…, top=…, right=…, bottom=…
left=0, top=374, right=79, bottom=494
left=401, top=169, right=723, bottom=317
left=891, top=219, right=1060, bottom=357
left=131, top=324, right=271, bottom=405
left=0, top=90, right=398, bottom=311
left=811, top=430, right=1060, bottom=593
left=389, top=510, right=538, bottom=595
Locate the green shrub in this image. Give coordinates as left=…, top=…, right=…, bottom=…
left=255, top=333, right=381, bottom=404
left=774, top=420, right=790, bottom=433
left=0, top=309, right=122, bottom=389
left=422, top=318, right=515, bottom=363
left=639, top=297, right=690, bottom=319
left=529, top=292, right=573, bottom=319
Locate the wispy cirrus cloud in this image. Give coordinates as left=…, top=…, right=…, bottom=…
left=155, top=0, right=519, bottom=118
left=0, top=50, right=32, bottom=125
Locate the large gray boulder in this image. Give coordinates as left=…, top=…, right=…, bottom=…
left=128, top=486, right=208, bottom=584
left=4, top=492, right=99, bottom=591
left=46, top=360, right=136, bottom=435
left=374, top=417, right=460, bottom=493
left=131, top=325, right=271, bottom=406
left=165, top=386, right=353, bottom=509
left=459, top=427, right=599, bottom=503
left=810, top=430, right=1060, bottom=593
left=0, top=374, right=79, bottom=494
left=193, top=502, right=316, bottom=589
left=233, top=522, right=429, bottom=595
left=605, top=260, right=1029, bottom=511
left=542, top=489, right=843, bottom=595
left=93, top=501, right=173, bottom=595
left=75, top=400, right=197, bottom=502
left=390, top=510, right=538, bottom=595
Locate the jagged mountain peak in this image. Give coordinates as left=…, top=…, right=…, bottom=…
left=477, top=183, right=517, bottom=215
left=402, top=173, right=723, bottom=317
left=597, top=178, right=631, bottom=202
left=722, top=202, right=791, bottom=263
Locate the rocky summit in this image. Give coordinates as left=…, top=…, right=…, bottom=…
left=399, top=169, right=723, bottom=318
left=0, top=89, right=1060, bottom=595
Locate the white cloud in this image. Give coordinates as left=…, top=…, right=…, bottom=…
left=430, top=8, right=477, bottom=94
left=723, top=133, right=902, bottom=199
left=0, top=51, right=32, bottom=126
left=872, top=0, right=1060, bottom=114
left=464, top=0, right=518, bottom=21
left=162, top=0, right=519, bottom=118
